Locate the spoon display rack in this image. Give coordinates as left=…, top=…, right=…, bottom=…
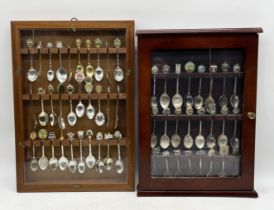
left=137, top=28, right=262, bottom=197
left=11, top=21, right=134, bottom=192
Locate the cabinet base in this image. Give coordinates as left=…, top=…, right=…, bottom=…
left=137, top=185, right=258, bottom=197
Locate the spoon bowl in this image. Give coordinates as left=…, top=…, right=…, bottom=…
left=95, top=66, right=104, bottom=81
left=151, top=133, right=157, bottom=148
left=27, top=67, right=39, bottom=82
left=68, top=159, right=77, bottom=173
left=56, top=67, right=67, bottom=83
left=114, top=66, right=124, bottom=82
left=47, top=69, right=55, bottom=81
left=115, top=159, right=124, bottom=174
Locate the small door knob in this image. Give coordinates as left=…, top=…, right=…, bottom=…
left=247, top=112, right=256, bottom=120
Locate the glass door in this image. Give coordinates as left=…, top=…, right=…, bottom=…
left=150, top=49, right=243, bottom=178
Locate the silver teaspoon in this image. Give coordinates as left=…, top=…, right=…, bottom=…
left=38, top=88, right=49, bottom=126
left=230, top=77, right=240, bottom=114
left=94, top=38, right=104, bottom=81
left=38, top=143, right=49, bottom=171
left=48, top=85, right=57, bottom=127
left=96, top=132, right=105, bottom=174
left=47, top=42, right=55, bottom=81
left=185, top=77, right=194, bottom=115
left=58, top=142, right=68, bottom=171
left=30, top=145, right=39, bottom=172
left=86, top=130, right=96, bottom=169
left=171, top=119, right=181, bottom=148
left=86, top=94, right=95, bottom=120
left=114, top=130, right=124, bottom=174
left=183, top=120, right=193, bottom=149
left=205, top=77, right=216, bottom=115
left=95, top=95, right=105, bottom=126
left=172, top=75, right=183, bottom=114
left=160, top=120, right=170, bottom=149
left=77, top=130, right=86, bottom=174
left=194, top=77, right=205, bottom=114
left=55, top=41, right=68, bottom=84
left=160, top=78, right=170, bottom=114
left=113, top=38, right=124, bottom=82
left=104, top=136, right=114, bottom=171
left=67, top=132, right=77, bottom=173
left=151, top=119, right=157, bottom=148
left=206, top=120, right=216, bottom=152
left=151, top=65, right=159, bottom=115
left=75, top=71, right=85, bottom=118
left=230, top=120, right=240, bottom=155
left=195, top=120, right=205, bottom=150
left=219, top=76, right=229, bottom=115
left=48, top=132, right=58, bottom=171
left=26, top=39, right=38, bottom=82
left=67, top=94, right=77, bottom=126
left=218, top=120, right=228, bottom=146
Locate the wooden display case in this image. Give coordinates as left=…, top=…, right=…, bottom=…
left=11, top=21, right=134, bottom=192
left=137, top=28, right=262, bottom=197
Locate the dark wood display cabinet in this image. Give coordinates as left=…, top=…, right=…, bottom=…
left=137, top=28, right=262, bottom=197
left=11, top=21, right=134, bottom=192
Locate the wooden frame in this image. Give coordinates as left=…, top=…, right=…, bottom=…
left=137, top=28, right=262, bottom=197
left=11, top=21, right=134, bottom=192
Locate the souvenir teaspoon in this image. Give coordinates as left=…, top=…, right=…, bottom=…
left=113, top=38, right=124, bottom=82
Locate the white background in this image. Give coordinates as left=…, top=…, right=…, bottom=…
left=1, top=0, right=274, bottom=209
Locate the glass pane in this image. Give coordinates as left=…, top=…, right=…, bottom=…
left=151, top=49, right=243, bottom=178
left=20, top=28, right=129, bottom=185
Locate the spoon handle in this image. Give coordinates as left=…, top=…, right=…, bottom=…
left=117, top=141, right=121, bottom=160
left=222, top=120, right=226, bottom=134
left=48, top=48, right=52, bottom=69
left=164, top=78, right=167, bottom=93
left=96, top=48, right=100, bottom=67
left=69, top=95, right=73, bottom=112
left=198, top=77, right=202, bottom=95
left=187, top=119, right=191, bottom=134
left=32, top=145, right=36, bottom=159
left=70, top=143, right=74, bottom=160
left=50, top=94, right=54, bottom=113
left=152, top=119, right=156, bottom=135
left=40, top=94, right=44, bottom=112
left=77, top=48, right=81, bottom=65
left=199, top=120, right=202, bottom=135
left=210, top=120, right=214, bottom=135
left=164, top=120, right=167, bottom=134
left=88, top=138, right=92, bottom=155
left=38, top=48, right=42, bottom=77
left=29, top=50, right=34, bottom=68
left=68, top=47, right=72, bottom=82
left=87, top=48, right=91, bottom=65
left=58, top=48, right=62, bottom=68
left=233, top=120, right=237, bottom=137
left=79, top=139, right=83, bottom=161
left=106, top=86, right=110, bottom=128
left=98, top=142, right=101, bottom=160
left=209, top=78, right=213, bottom=96
left=61, top=144, right=64, bottom=156
left=187, top=76, right=191, bottom=94
left=107, top=140, right=110, bottom=157
left=153, top=74, right=156, bottom=96
left=233, top=77, right=238, bottom=94
left=176, top=75, right=179, bottom=94
left=51, top=144, right=55, bottom=158
left=41, top=144, right=45, bottom=157
left=222, top=76, right=227, bottom=95
left=116, top=49, right=120, bottom=67
left=175, top=118, right=178, bottom=134
left=114, top=85, right=120, bottom=129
